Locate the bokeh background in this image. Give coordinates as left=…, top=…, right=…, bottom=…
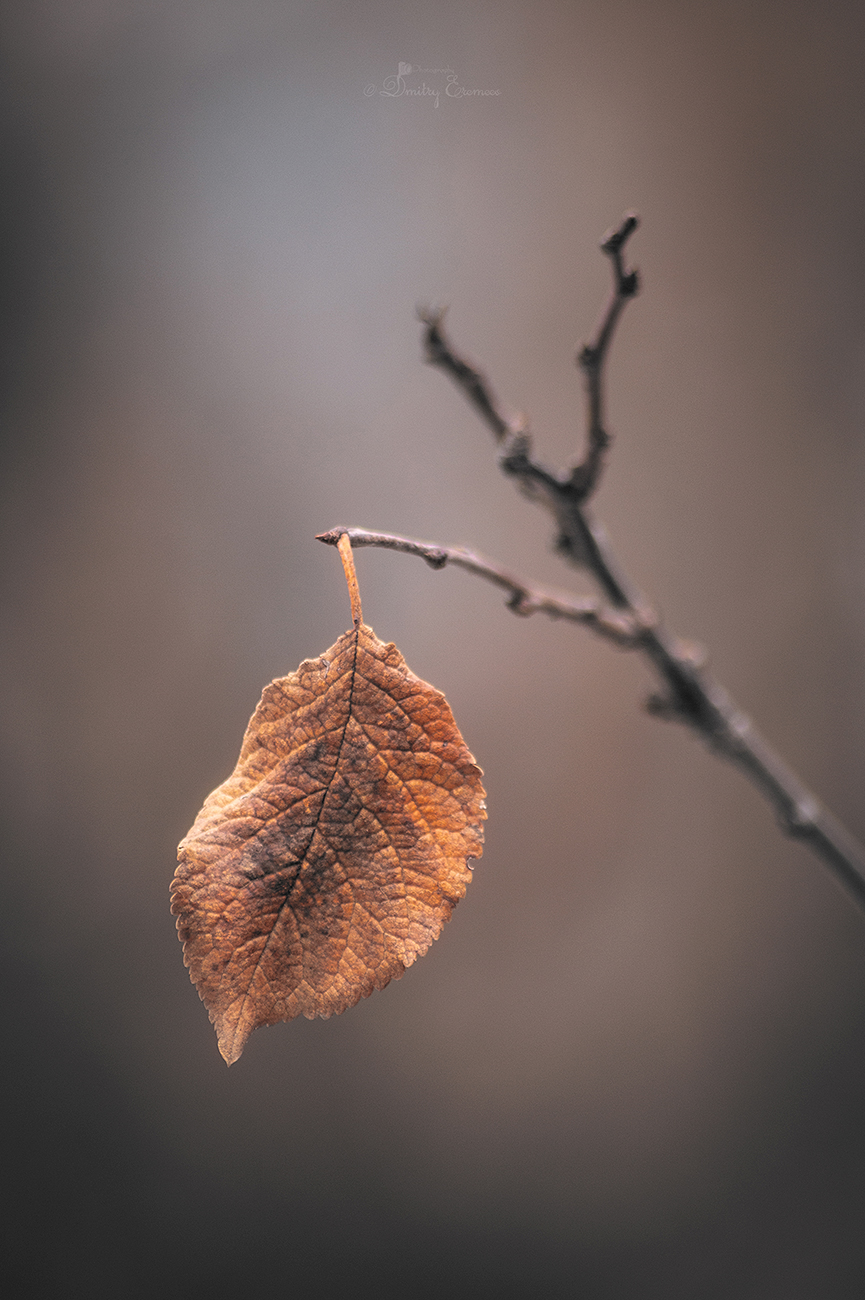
left=4, top=2, right=865, bottom=1296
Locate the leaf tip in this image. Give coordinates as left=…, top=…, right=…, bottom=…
left=215, top=1018, right=249, bottom=1066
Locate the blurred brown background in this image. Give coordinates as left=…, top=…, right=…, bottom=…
left=4, top=2, right=865, bottom=1296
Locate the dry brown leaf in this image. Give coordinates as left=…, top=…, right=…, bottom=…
left=171, top=536, right=485, bottom=1064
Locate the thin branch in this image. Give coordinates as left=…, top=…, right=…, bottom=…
left=316, top=528, right=644, bottom=646
left=572, top=213, right=640, bottom=499
left=414, top=215, right=865, bottom=910
left=417, top=307, right=522, bottom=443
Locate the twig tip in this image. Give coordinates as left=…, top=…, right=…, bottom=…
left=417, top=304, right=447, bottom=329
left=601, top=212, right=640, bottom=253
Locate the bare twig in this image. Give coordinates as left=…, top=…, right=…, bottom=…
left=572, top=212, right=640, bottom=499
left=411, top=214, right=865, bottom=910
left=316, top=528, right=644, bottom=646
left=418, top=307, right=523, bottom=444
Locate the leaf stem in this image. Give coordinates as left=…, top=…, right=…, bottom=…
left=336, top=532, right=363, bottom=627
